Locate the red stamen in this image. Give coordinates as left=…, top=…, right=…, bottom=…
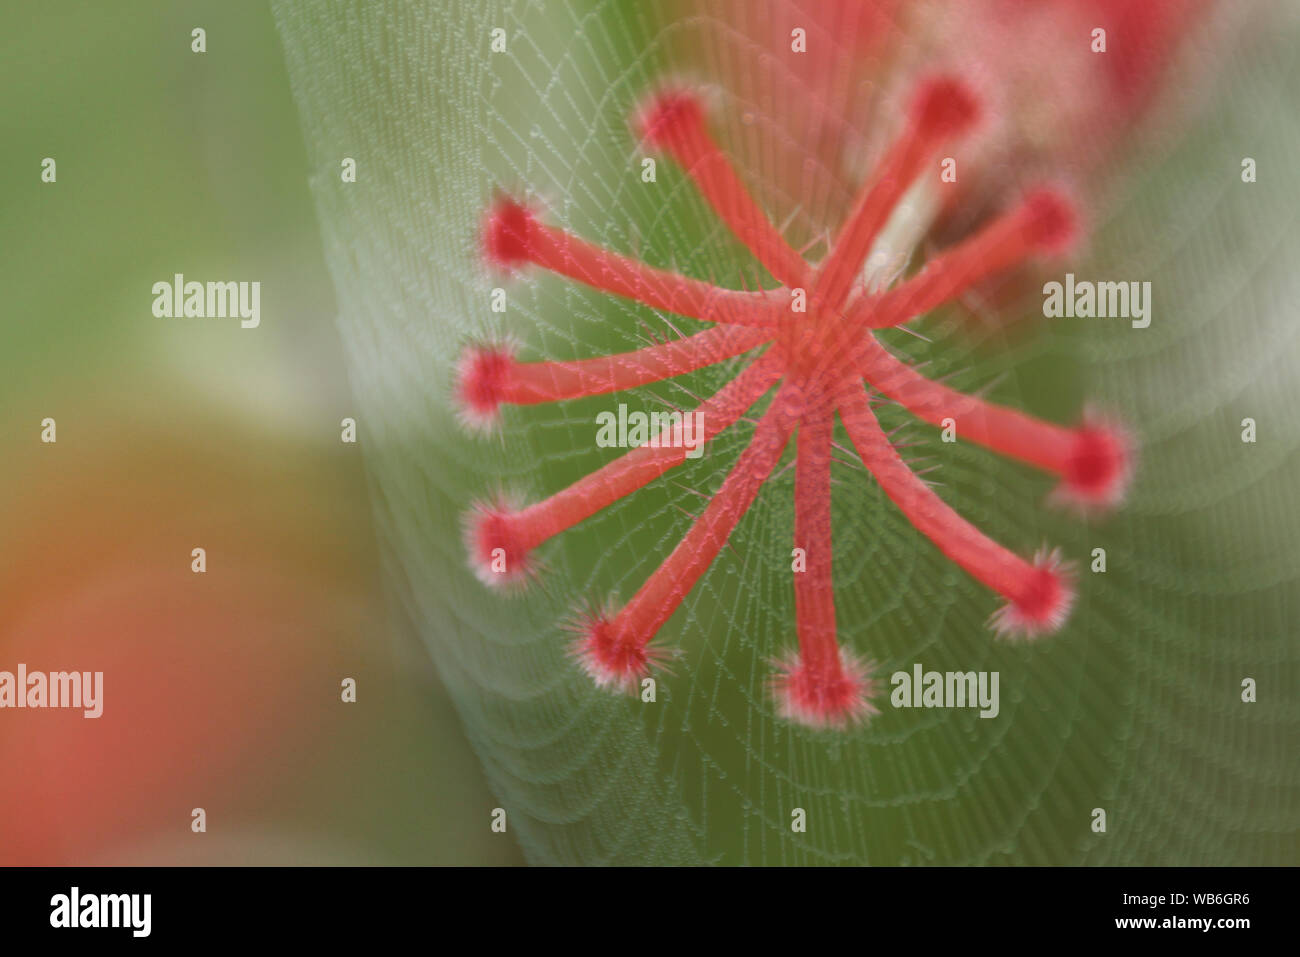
left=773, top=412, right=877, bottom=727
left=483, top=196, right=783, bottom=327
left=457, top=325, right=770, bottom=420
left=838, top=385, right=1074, bottom=637
left=636, top=89, right=812, bottom=288
left=911, top=75, right=982, bottom=139
left=577, top=389, right=797, bottom=685
left=857, top=338, right=1132, bottom=509
left=463, top=75, right=1129, bottom=725
left=466, top=354, right=781, bottom=589
left=815, top=74, right=980, bottom=309
left=792, top=413, right=838, bottom=675
left=851, top=186, right=1078, bottom=328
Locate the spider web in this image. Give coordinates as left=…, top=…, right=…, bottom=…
left=272, top=0, right=1300, bottom=864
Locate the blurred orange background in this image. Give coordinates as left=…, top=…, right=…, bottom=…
left=0, top=0, right=521, bottom=865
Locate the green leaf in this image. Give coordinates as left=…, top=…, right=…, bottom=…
left=273, top=0, right=1300, bottom=864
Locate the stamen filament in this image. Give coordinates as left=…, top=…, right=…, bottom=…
left=485, top=199, right=783, bottom=327
left=815, top=76, right=979, bottom=309
left=488, top=325, right=771, bottom=406
left=527, top=218, right=786, bottom=327
left=482, top=353, right=782, bottom=568
left=601, top=386, right=797, bottom=652
left=858, top=337, right=1078, bottom=475
left=792, top=412, right=840, bottom=676
left=838, top=385, right=1072, bottom=634
left=639, top=92, right=812, bottom=288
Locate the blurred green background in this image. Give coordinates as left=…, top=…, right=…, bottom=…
left=1, top=1, right=521, bottom=865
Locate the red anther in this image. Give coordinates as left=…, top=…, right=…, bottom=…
left=571, top=607, right=665, bottom=692
left=1053, top=417, right=1134, bottom=509
left=772, top=650, right=879, bottom=729
left=464, top=496, right=536, bottom=590
left=455, top=342, right=515, bottom=429
left=1019, top=186, right=1078, bottom=255
left=634, top=89, right=706, bottom=150
left=815, top=73, right=982, bottom=309
left=482, top=197, right=535, bottom=268
left=989, top=549, right=1076, bottom=638
left=911, top=74, right=981, bottom=139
